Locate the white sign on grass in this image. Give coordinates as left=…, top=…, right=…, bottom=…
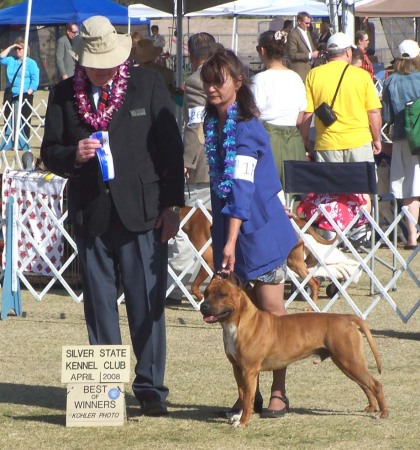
left=61, top=345, right=130, bottom=383
left=66, top=383, right=125, bottom=427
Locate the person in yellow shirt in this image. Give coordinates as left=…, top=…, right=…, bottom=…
left=301, top=32, right=382, bottom=163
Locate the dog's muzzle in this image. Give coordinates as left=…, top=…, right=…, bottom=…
left=200, top=301, right=232, bottom=324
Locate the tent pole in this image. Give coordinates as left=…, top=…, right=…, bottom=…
left=175, top=0, right=183, bottom=127
left=342, top=0, right=356, bottom=39
left=231, top=15, right=238, bottom=53
left=176, top=1, right=182, bottom=89
left=13, top=0, right=33, bottom=169
left=235, top=17, right=239, bottom=54
left=327, top=0, right=340, bottom=33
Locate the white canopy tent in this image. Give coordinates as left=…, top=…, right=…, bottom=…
left=129, top=0, right=228, bottom=15
left=128, top=1, right=333, bottom=86
left=185, top=0, right=329, bottom=17
left=128, top=4, right=173, bottom=23
left=185, top=0, right=330, bottom=53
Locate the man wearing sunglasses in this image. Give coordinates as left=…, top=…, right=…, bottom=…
left=286, top=11, right=319, bottom=82
left=56, top=22, right=79, bottom=81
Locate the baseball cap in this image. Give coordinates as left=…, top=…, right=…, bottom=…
left=327, top=32, right=357, bottom=51
left=398, top=40, right=420, bottom=59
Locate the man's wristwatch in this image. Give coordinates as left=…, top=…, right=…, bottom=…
left=168, top=206, right=181, bottom=214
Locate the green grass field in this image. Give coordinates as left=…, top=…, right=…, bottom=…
left=1, top=260, right=419, bottom=450
left=0, top=89, right=418, bottom=449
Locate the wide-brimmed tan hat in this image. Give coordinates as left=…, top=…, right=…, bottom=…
left=136, top=39, right=162, bottom=64
left=70, top=15, right=132, bottom=69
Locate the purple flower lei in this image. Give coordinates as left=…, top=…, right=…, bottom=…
left=73, top=61, right=130, bottom=130
left=204, top=102, right=238, bottom=199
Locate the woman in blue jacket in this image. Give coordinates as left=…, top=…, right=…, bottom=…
left=0, top=37, right=39, bottom=151
left=202, top=47, right=297, bottom=419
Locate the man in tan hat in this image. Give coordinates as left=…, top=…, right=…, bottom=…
left=41, top=16, right=184, bottom=417
left=135, top=39, right=175, bottom=91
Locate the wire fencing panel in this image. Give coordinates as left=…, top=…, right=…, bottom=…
left=0, top=99, right=417, bottom=321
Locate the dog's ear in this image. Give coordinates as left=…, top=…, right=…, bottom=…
left=226, top=272, right=242, bottom=286
left=215, top=271, right=242, bottom=286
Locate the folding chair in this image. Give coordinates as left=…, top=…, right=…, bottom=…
left=283, top=160, right=408, bottom=319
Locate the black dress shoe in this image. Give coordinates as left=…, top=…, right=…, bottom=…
left=260, top=395, right=289, bottom=419
left=139, top=399, right=168, bottom=416
left=218, top=391, right=263, bottom=418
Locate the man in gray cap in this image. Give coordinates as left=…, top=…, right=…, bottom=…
left=41, top=16, right=185, bottom=417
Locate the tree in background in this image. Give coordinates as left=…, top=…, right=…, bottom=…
left=2, top=0, right=25, bottom=8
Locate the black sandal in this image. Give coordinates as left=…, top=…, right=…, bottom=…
left=259, top=395, right=290, bottom=419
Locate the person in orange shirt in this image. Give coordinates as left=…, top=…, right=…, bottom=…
left=355, top=30, right=374, bottom=79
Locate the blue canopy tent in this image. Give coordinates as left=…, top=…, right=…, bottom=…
left=0, top=0, right=148, bottom=149
left=0, top=0, right=149, bottom=88
left=0, top=0, right=141, bottom=26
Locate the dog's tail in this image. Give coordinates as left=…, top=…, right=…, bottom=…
left=293, top=217, right=337, bottom=245
left=355, top=317, right=382, bottom=374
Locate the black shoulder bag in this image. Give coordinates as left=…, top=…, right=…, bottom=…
left=3, top=63, right=22, bottom=105
left=314, top=64, right=349, bottom=127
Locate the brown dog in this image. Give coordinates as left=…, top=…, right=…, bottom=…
left=287, top=217, right=337, bottom=306
left=180, top=207, right=333, bottom=304
left=200, top=274, right=389, bottom=427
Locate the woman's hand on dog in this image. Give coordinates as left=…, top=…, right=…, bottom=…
left=222, top=240, right=236, bottom=273
left=222, top=217, right=242, bottom=273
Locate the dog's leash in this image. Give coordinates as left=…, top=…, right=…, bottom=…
left=185, top=176, right=191, bottom=200
left=216, top=270, right=230, bottom=279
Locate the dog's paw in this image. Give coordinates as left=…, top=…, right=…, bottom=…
left=378, top=410, right=389, bottom=419
left=311, top=355, right=322, bottom=364
left=232, top=418, right=242, bottom=428
left=364, top=405, right=379, bottom=413
left=232, top=417, right=249, bottom=428
left=227, top=410, right=242, bottom=424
